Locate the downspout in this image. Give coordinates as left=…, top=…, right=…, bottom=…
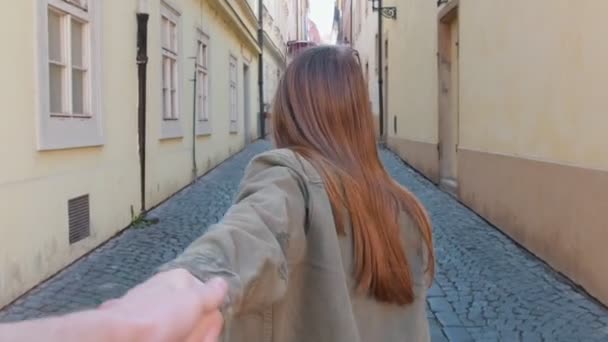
left=258, top=0, right=265, bottom=138
left=136, top=2, right=149, bottom=213
left=296, top=0, right=300, bottom=39
left=377, top=0, right=385, bottom=142
left=350, top=0, right=353, bottom=44
left=191, top=59, right=198, bottom=179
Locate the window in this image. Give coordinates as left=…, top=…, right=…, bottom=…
left=196, top=30, right=211, bottom=135
left=161, top=7, right=179, bottom=120
left=48, top=7, right=89, bottom=117
left=375, top=34, right=379, bottom=75
left=160, top=1, right=182, bottom=139
left=36, top=0, right=102, bottom=150
left=229, top=55, right=238, bottom=133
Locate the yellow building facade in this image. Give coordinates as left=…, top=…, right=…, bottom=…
left=344, top=0, right=608, bottom=305
left=0, top=0, right=305, bottom=308
left=261, top=1, right=288, bottom=116
left=338, top=0, right=381, bottom=131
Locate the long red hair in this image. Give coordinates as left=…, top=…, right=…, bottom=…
left=272, top=46, right=434, bottom=305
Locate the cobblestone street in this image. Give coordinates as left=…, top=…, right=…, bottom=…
left=1, top=141, right=607, bottom=341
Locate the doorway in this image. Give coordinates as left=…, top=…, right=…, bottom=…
left=438, top=2, right=459, bottom=195
left=243, top=64, right=251, bottom=143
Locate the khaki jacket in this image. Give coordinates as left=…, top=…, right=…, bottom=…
left=161, top=149, right=430, bottom=342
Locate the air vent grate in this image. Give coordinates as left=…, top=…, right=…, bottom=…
left=68, top=195, right=90, bottom=244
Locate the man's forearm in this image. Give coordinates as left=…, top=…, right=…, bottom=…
left=0, top=309, right=137, bottom=342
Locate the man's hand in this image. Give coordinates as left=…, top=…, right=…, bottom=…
left=0, top=269, right=228, bottom=342
left=101, top=269, right=228, bottom=342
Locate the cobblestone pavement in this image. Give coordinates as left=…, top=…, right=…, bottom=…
left=1, top=141, right=607, bottom=341
left=381, top=151, right=608, bottom=341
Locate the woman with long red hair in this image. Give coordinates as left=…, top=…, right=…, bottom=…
left=162, top=45, right=435, bottom=341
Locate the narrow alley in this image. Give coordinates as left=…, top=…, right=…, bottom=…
left=1, top=141, right=606, bottom=341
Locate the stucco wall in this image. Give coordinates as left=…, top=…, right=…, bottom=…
left=459, top=0, right=608, bottom=170
left=381, top=0, right=608, bottom=304
left=457, top=0, right=608, bottom=304
left=0, top=0, right=261, bottom=307
left=385, top=0, right=438, bottom=144
left=0, top=1, right=140, bottom=307
left=349, top=0, right=379, bottom=117
left=146, top=0, right=259, bottom=207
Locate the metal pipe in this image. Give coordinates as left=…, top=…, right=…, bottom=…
left=136, top=12, right=149, bottom=213
left=191, top=59, right=198, bottom=179
left=377, top=0, right=385, bottom=141
left=350, top=0, right=353, bottom=44
left=258, top=0, right=265, bottom=138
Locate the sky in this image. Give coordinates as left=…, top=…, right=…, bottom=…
left=309, top=0, right=335, bottom=43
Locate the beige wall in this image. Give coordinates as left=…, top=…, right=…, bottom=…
left=385, top=0, right=438, bottom=144
left=0, top=1, right=140, bottom=307
left=347, top=0, right=438, bottom=136
left=0, top=0, right=262, bottom=307
left=457, top=0, right=608, bottom=304
left=262, top=0, right=288, bottom=109
left=459, top=0, right=608, bottom=170
left=382, top=0, right=608, bottom=304
left=146, top=0, right=260, bottom=207
left=380, top=0, right=439, bottom=180
left=287, top=0, right=309, bottom=41
left=264, top=0, right=288, bottom=51
left=347, top=0, right=380, bottom=117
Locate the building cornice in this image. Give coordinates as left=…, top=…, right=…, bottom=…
left=263, top=30, right=286, bottom=67
left=208, top=0, right=261, bottom=53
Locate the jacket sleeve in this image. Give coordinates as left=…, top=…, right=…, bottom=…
left=158, top=153, right=308, bottom=315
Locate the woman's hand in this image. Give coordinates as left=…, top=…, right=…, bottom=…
left=101, top=269, right=228, bottom=341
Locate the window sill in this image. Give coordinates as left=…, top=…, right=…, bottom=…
left=38, top=139, right=104, bottom=151
left=229, top=121, right=238, bottom=134
left=159, top=135, right=184, bottom=141
left=160, top=118, right=183, bottom=140
left=37, top=116, right=105, bottom=151
left=196, top=119, right=212, bottom=136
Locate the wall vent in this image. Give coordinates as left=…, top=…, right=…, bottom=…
left=68, top=195, right=90, bottom=244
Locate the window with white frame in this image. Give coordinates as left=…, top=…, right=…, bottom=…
left=36, top=0, right=102, bottom=150
left=159, top=1, right=182, bottom=139
left=197, top=39, right=208, bottom=121
left=161, top=5, right=179, bottom=120
left=229, top=55, right=238, bottom=133
left=196, top=30, right=211, bottom=135
left=48, top=4, right=89, bottom=117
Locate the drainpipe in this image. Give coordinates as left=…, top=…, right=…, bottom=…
left=136, top=1, right=149, bottom=213
left=377, top=0, right=385, bottom=142
left=258, top=0, right=265, bottom=138
left=350, top=0, right=353, bottom=44
left=191, top=59, right=198, bottom=179
left=296, top=0, right=299, bottom=39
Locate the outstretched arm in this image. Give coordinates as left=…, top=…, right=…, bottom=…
left=160, top=153, right=309, bottom=314
left=0, top=269, right=228, bottom=342
left=0, top=308, right=124, bottom=342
